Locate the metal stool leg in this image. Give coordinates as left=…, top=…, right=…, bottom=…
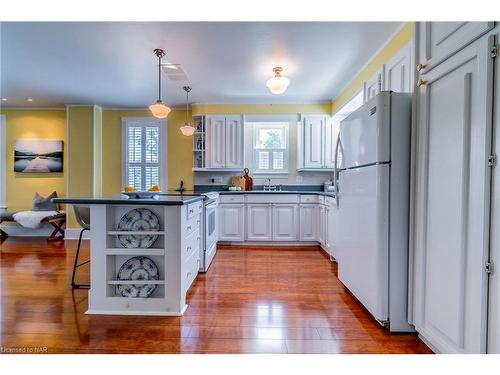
left=72, top=228, right=90, bottom=289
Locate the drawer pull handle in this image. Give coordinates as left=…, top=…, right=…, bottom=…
left=187, top=246, right=192, bottom=252
left=187, top=225, right=192, bottom=230
left=187, top=272, right=192, bottom=277
left=189, top=209, right=194, bottom=213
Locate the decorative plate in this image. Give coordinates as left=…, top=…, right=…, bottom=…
left=117, top=208, right=160, bottom=248
left=116, top=256, right=159, bottom=298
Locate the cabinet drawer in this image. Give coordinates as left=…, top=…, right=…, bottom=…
left=187, top=200, right=203, bottom=219
left=300, top=195, right=318, bottom=203
left=184, top=213, right=201, bottom=236
left=184, top=252, right=200, bottom=292
left=325, top=196, right=335, bottom=206
left=247, top=194, right=298, bottom=203
left=220, top=194, right=245, bottom=203
left=184, top=228, right=201, bottom=259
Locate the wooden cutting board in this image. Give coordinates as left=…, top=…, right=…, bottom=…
left=231, top=176, right=246, bottom=191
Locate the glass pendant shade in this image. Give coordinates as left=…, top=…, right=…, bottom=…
left=180, top=122, right=196, bottom=136
left=266, top=67, right=290, bottom=95
left=149, top=100, right=171, bottom=119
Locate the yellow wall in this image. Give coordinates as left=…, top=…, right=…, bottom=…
left=192, top=103, right=332, bottom=116
left=93, top=106, right=103, bottom=196
left=101, top=109, right=194, bottom=196
left=331, top=22, right=414, bottom=113
left=0, top=109, right=66, bottom=212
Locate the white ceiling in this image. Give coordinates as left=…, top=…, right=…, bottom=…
left=0, top=22, right=402, bottom=108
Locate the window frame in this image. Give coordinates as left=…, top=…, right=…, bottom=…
left=121, top=117, right=167, bottom=191
left=251, top=122, right=289, bottom=175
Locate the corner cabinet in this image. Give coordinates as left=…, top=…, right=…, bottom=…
left=297, top=115, right=336, bottom=171
left=205, top=115, right=244, bottom=170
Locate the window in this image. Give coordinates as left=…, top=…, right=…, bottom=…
left=122, top=117, right=166, bottom=191
left=252, top=122, right=288, bottom=174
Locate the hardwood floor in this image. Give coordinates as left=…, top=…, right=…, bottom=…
left=0, top=238, right=432, bottom=354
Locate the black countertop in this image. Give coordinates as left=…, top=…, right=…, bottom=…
left=216, top=190, right=336, bottom=197
left=53, top=194, right=205, bottom=206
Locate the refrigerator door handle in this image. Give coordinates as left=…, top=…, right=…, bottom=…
left=334, top=135, right=341, bottom=207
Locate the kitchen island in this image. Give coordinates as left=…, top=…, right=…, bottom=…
left=54, top=194, right=205, bottom=316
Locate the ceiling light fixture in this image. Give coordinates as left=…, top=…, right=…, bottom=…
left=26, top=98, right=34, bottom=102
left=180, top=86, right=195, bottom=136
left=149, top=48, right=171, bottom=119
left=1, top=98, right=7, bottom=102
left=266, top=67, right=290, bottom=95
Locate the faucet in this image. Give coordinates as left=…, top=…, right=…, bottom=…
left=263, top=177, right=277, bottom=191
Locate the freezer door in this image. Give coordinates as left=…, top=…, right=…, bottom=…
left=339, top=92, right=391, bottom=169
left=337, top=164, right=390, bottom=323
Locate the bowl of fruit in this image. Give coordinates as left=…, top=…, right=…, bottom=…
left=122, top=185, right=161, bottom=199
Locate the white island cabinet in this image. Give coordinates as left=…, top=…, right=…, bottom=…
left=54, top=195, right=204, bottom=316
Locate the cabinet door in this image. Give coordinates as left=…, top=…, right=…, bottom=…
left=246, top=204, right=272, bottom=241
left=218, top=204, right=245, bottom=241
left=303, top=116, right=324, bottom=168
left=385, top=43, right=412, bottom=93
left=273, top=204, right=298, bottom=241
left=225, top=115, right=244, bottom=169
left=317, top=204, right=325, bottom=245
left=324, top=206, right=332, bottom=255
left=363, top=68, right=384, bottom=102
left=419, top=22, right=494, bottom=70
left=413, top=34, right=493, bottom=353
left=206, top=116, right=226, bottom=168
left=299, top=204, right=317, bottom=241
left=324, top=117, right=338, bottom=169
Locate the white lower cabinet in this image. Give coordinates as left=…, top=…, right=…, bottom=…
left=299, top=204, right=317, bottom=241
left=218, top=204, right=245, bottom=241
left=272, top=204, right=298, bottom=241
left=317, top=204, right=325, bottom=246
left=246, top=204, right=273, bottom=241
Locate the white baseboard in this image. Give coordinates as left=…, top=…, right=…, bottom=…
left=217, top=241, right=320, bottom=247
left=65, top=228, right=91, bottom=240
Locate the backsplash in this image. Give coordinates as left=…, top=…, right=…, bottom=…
left=194, top=184, right=324, bottom=192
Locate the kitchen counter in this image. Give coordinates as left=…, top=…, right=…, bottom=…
left=53, top=194, right=205, bottom=206
left=217, top=190, right=335, bottom=198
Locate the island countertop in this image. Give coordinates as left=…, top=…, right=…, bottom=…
left=53, top=194, right=205, bottom=206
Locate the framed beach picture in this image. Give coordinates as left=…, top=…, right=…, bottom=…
left=14, top=140, right=64, bottom=173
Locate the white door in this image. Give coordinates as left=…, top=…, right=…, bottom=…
left=363, top=68, right=384, bottom=102
left=272, top=204, right=298, bottom=241
left=419, top=22, right=494, bottom=70
left=246, top=204, right=273, bottom=241
left=206, top=116, right=226, bottom=168
left=385, top=43, right=412, bottom=93
left=225, top=115, right=243, bottom=169
left=413, top=33, right=494, bottom=353
left=337, top=165, right=390, bottom=323
left=303, top=116, right=324, bottom=168
left=323, top=117, right=337, bottom=169
left=299, top=204, right=317, bottom=241
left=218, top=204, right=245, bottom=241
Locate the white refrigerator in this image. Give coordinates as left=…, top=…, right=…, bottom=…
left=334, top=91, right=413, bottom=332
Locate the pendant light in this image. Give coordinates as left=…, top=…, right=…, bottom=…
left=180, top=86, right=196, bottom=136
left=149, top=48, right=171, bottom=119
left=266, top=66, right=290, bottom=95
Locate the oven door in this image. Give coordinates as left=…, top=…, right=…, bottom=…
left=205, top=202, right=218, bottom=250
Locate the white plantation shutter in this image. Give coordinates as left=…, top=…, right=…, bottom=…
left=252, top=122, right=288, bottom=174
left=122, top=118, right=165, bottom=191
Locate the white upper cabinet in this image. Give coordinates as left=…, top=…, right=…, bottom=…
left=384, top=43, right=413, bottom=93
left=413, top=28, right=495, bottom=353
left=205, top=115, right=244, bottom=169
left=298, top=115, right=336, bottom=170
left=364, top=67, right=384, bottom=102
left=225, top=116, right=244, bottom=169
left=419, top=22, right=495, bottom=71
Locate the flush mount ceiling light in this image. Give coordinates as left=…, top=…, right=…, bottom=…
left=180, top=86, right=195, bottom=136
left=266, top=66, right=290, bottom=95
left=149, top=48, right=171, bottom=119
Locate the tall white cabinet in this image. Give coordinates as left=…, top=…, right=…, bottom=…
left=384, top=43, right=413, bottom=93
left=412, top=22, right=498, bottom=353
left=205, top=115, right=244, bottom=170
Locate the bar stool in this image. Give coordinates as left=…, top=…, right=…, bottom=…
left=72, top=206, right=90, bottom=289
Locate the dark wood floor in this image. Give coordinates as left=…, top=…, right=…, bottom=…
left=0, top=238, right=431, bottom=354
